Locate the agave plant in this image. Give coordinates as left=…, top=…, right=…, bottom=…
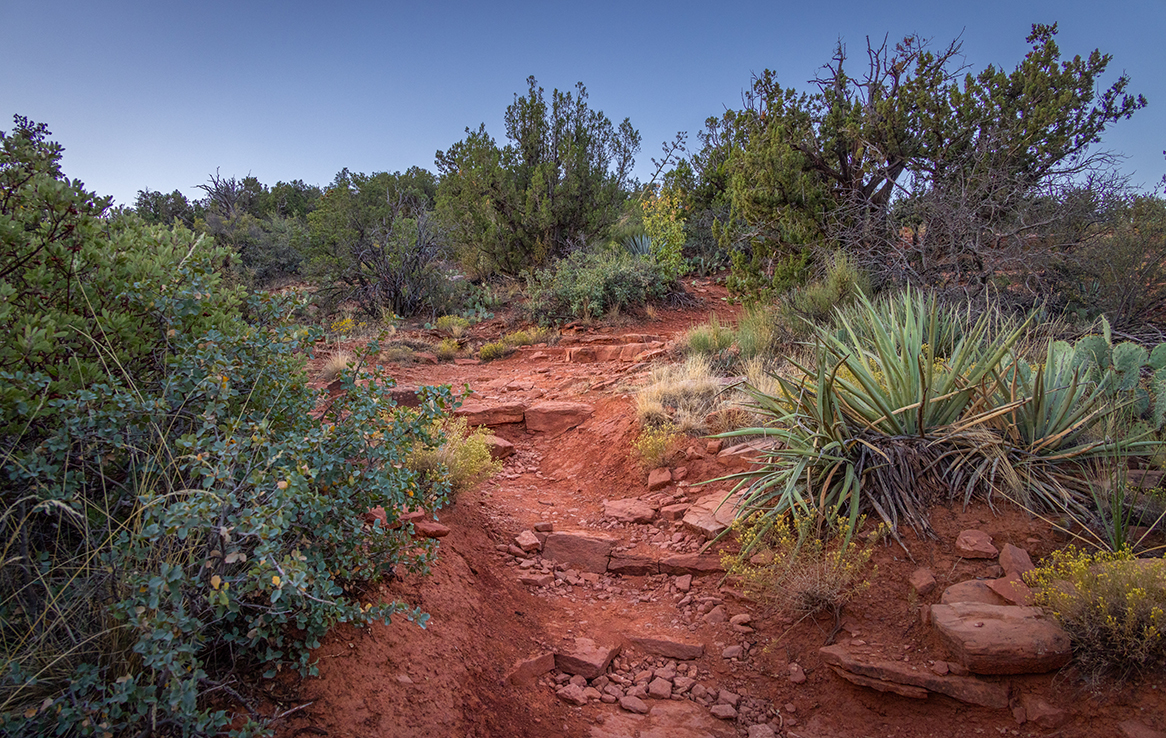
left=622, top=233, right=652, bottom=257
left=719, top=289, right=1151, bottom=551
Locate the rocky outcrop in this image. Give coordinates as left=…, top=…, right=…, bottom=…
left=603, top=498, right=657, bottom=524
left=681, top=491, right=744, bottom=539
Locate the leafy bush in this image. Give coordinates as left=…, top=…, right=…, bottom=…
left=642, top=186, right=686, bottom=280
left=406, top=417, right=502, bottom=495
left=1, top=118, right=455, bottom=736
left=725, top=510, right=884, bottom=626
left=1053, top=195, right=1166, bottom=328
left=526, top=250, right=680, bottom=323
left=779, top=250, right=869, bottom=332
left=1028, top=548, right=1166, bottom=682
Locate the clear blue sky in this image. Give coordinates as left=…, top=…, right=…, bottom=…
left=3, top=0, right=1163, bottom=206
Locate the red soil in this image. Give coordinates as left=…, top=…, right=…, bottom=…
left=270, top=278, right=1166, bottom=738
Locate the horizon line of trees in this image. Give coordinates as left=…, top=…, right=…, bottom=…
left=125, top=23, right=1164, bottom=326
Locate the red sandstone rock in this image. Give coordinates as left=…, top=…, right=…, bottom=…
left=930, top=603, right=1072, bottom=675
left=628, top=635, right=705, bottom=660
left=647, top=467, right=672, bottom=491
left=505, top=652, right=555, bottom=685
left=413, top=519, right=450, bottom=538
left=455, top=401, right=527, bottom=426
left=555, top=637, right=620, bottom=679
left=998, top=543, right=1035, bottom=577
left=910, top=567, right=937, bottom=596
left=604, top=498, right=657, bottom=523
left=819, top=643, right=1009, bottom=708
left=525, top=401, right=594, bottom=435
left=541, top=529, right=617, bottom=573
left=940, top=579, right=1008, bottom=606
left=484, top=435, right=515, bottom=459
left=956, top=529, right=999, bottom=559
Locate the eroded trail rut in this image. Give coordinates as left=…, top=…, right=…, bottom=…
left=280, top=293, right=1166, bottom=738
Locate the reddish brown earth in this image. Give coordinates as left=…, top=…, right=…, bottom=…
left=272, top=279, right=1166, bottom=738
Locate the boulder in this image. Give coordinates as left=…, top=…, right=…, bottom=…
left=988, top=574, right=1034, bottom=606
left=604, top=498, right=657, bottom=524
left=412, top=519, right=450, bottom=538
left=660, top=503, right=690, bottom=521
left=555, top=637, right=620, bottom=679
left=647, top=677, right=673, bottom=699
left=541, top=530, right=617, bottom=573
left=514, top=530, right=542, bottom=552
left=454, top=401, right=527, bottom=427
left=956, top=529, right=999, bottom=559
left=930, top=603, right=1072, bottom=675
left=525, top=401, right=594, bottom=434
left=820, top=643, right=1009, bottom=708
left=1020, top=694, right=1067, bottom=729
left=619, top=695, right=649, bottom=714
left=556, top=683, right=589, bottom=705
left=518, top=573, right=554, bottom=587
left=628, top=635, right=705, bottom=660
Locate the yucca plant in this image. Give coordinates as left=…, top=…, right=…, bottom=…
left=719, top=289, right=1149, bottom=550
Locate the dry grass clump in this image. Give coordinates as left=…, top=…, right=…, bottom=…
left=683, top=312, right=735, bottom=356
left=320, top=349, right=355, bottom=382
left=725, top=510, right=885, bottom=626
left=380, top=345, right=416, bottom=363
left=635, top=355, right=725, bottom=433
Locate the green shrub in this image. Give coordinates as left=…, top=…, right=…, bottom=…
left=406, top=417, right=503, bottom=494
left=781, top=250, right=869, bottom=329
left=683, top=312, right=735, bottom=356
left=526, top=250, right=680, bottom=323
left=735, top=308, right=778, bottom=360
left=0, top=117, right=455, bottom=736
left=1028, top=548, right=1166, bottom=682
left=479, top=341, right=510, bottom=361
left=504, top=326, right=556, bottom=346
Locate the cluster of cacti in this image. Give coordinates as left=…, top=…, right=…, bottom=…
left=1047, top=318, right=1166, bottom=429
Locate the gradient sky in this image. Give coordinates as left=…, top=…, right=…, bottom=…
left=3, top=1, right=1163, bottom=207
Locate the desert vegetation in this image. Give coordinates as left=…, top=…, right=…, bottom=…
left=4, top=20, right=1166, bottom=737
